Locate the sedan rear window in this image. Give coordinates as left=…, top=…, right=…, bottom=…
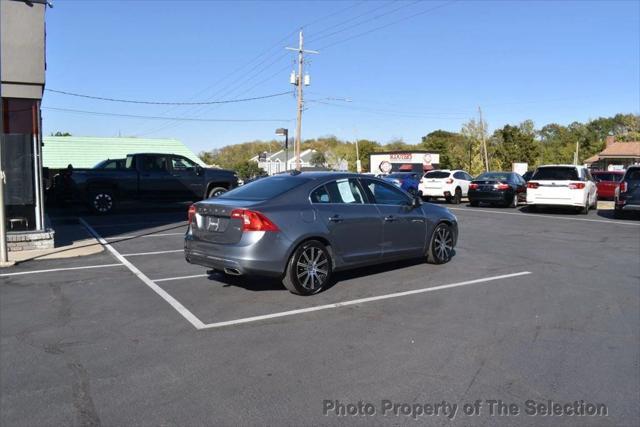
left=476, top=172, right=511, bottom=182
left=218, top=175, right=310, bottom=200
left=424, top=171, right=450, bottom=179
left=532, top=167, right=579, bottom=181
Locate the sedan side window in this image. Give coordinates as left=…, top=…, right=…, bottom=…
left=320, top=179, right=365, bottom=204
left=310, top=185, right=330, bottom=203
left=362, top=179, right=411, bottom=205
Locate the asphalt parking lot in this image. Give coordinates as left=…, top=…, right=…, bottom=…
left=1, top=203, right=639, bottom=426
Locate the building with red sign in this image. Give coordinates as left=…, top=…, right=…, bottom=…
left=369, top=151, right=440, bottom=175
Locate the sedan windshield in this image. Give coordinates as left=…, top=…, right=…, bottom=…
left=217, top=175, right=310, bottom=200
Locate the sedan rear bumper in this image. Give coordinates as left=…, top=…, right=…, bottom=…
left=184, top=229, right=292, bottom=277
left=468, top=190, right=513, bottom=202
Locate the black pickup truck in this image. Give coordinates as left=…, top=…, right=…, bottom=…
left=53, top=153, right=238, bottom=213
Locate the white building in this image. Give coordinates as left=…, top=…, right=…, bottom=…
left=250, top=149, right=318, bottom=175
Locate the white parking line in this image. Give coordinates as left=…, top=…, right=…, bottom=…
left=449, top=207, right=640, bottom=226
left=154, top=274, right=209, bottom=282
left=0, top=263, right=123, bottom=277
left=198, top=271, right=532, bottom=329
left=91, top=222, right=187, bottom=229
left=105, top=232, right=185, bottom=240
left=79, top=218, right=206, bottom=329
left=121, top=249, right=183, bottom=257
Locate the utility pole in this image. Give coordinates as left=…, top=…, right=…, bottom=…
left=478, top=106, right=489, bottom=172
left=286, top=30, right=318, bottom=171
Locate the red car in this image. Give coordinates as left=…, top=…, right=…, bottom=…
left=592, top=170, right=624, bottom=200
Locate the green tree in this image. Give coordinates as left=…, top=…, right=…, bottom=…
left=493, top=121, right=541, bottom=170
left=461, top=118, right=488, bottom=176
left=310, top=151, right=327, bottom=167
left=51, top=131, right=72, bottom=136
left=232, top=161, right=265, bottom=180
left=382, top=138, right=416, bottom=152
left=421, top=130, right=466, bottom=169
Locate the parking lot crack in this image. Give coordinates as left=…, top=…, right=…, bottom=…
left=68, top=362, right=102, bottom=427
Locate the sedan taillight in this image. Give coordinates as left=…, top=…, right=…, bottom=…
left=495, top=183, right=510, bottom=191
left=527, top=182, right=539, bottom=189
left=188, top=204, right=196, bottom=224
left=230, top=209, right=279, bottom=232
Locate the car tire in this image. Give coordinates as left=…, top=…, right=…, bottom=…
left=469, top=200, right=479, bottom=207
left=509, top=194, right=518, bottom=208
left=282, top=240, right=332, bottom=296
left=580, top=198, right=589, bottom=215
left=422, top=195, right=431, bottom=202
left=207, top=187, right=227, bottom=199
left=450, top=187, right=462, bottom=204
left=426, top=223, right=454, bottom=265
left=89, top=190, right=115, bottom=214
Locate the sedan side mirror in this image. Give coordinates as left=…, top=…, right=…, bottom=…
left=195, top=165, right=203, bottom=176
left=412, top=193, right=422, bottom=209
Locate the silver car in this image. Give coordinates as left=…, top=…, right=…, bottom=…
left=184, top=172, right=458, bottom=295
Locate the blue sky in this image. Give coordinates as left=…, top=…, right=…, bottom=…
left=42, top=0, right=639, bottom=153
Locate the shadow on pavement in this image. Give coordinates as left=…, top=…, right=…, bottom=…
left=207, top=256, right=451, bottom=294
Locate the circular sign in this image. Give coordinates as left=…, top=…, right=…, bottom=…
left=423, top=154, right=432, bottom=165
left=379, top=160, right=392, bottom=174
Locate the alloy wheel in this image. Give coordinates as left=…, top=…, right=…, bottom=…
left=295, top=246, right=329, bottom=291
left=433, top=226, right=453, bottom=262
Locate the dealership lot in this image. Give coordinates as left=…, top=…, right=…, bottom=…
left=1, top=204, right=638, bottom=426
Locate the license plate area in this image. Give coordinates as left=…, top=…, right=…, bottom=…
left=204, top=215, right=229, bottom=233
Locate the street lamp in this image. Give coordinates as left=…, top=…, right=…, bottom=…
left=275, top=128, right=289, bottom=172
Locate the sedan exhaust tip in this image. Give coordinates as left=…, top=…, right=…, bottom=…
left=224, top=268, right=242, bottom=276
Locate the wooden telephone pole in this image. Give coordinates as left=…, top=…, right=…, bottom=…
left=286, top=30, right=318, bottom=171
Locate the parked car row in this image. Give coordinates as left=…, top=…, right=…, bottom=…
left=381, top=164, right=638, bottom=215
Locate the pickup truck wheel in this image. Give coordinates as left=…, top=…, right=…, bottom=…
left=207, top=187, right=227, bottom=198
left=90, top=191, right=115, bottom=214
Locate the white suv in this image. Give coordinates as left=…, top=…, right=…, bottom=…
left=419, top=169, right=473, bottom=204
left=526, top=165, right=597, bottom=214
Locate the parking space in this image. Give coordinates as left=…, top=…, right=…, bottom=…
left=1, top=205, right=638, bottom=425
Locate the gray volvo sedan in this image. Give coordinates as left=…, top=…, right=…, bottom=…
left=184, top=172, right=458, bottom=295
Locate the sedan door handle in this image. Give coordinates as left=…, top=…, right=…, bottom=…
left=384, top=215, right=396, bottom=222
left=328, top=215, right=343, bottom=222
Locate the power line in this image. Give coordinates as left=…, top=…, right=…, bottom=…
left=45, top=88, right=293, bottom=105
left=43, top=107, right=293, bottom=123
left=308, top=0, right=419, bottom=45
left=131, top=2, right=367, bottom=136
left=317, top=0, right=458, bottom=50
